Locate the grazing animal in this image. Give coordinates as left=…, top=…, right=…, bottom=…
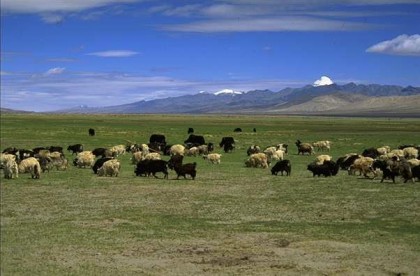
left=245, top=153, right=269, bottom=168
left=295, top=140, right=314, bottom=155
left=403, top=147, right=419, bottom=159
left=92, top=148, right=109, bottom=158
left=336, top=154, right=360, bottom=170
left=219, top=137, right=235, bottom=153
left=203, top=153, right=222, bottom=164
left=170, top=144, right=185, bottom=156
left=97, top=159, right=121, bottom=177
left=312, top=140, right=331, bottom=151
left=89, top=128, right=95, bottom=136
left=18, top=157, right=41, bottom=179
left=412, top=165, right=420, bottom=181
left=67, top=144, right=84, bottom=155
left=188, top=127, right=194, bottom=134
left=109, top=144, right=126, bottom=157
left=92, top=157, right=114, bottom=174
left=149, top=134, right=167, bottom=148
left=4, top=159, right=19, bottom=179
left=47, top=146, right=63, bottom=153
left=74, top=151, right=95, bottom=168
left=135, top=159, right=169, bottom=179
left=168, top=154, right=197, bottom=180
left=362, top=147, right=379, bottom=159
left=307, top=160, right=339, bottom=177
left=247, top=145, right=260, bottom=156
left=372, top=159, right=399, bottom=183
left=234, top=128, right=242, bottom=132
left=184, top=134, right=206, bottom=147
left=315, top=155, right=332, bottom=165
left=271, top=160, right=291, bottom=176
left=348, top=156, right=377, bottom=178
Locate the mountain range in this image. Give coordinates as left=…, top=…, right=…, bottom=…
left=50, top=83, right=420, bottom=117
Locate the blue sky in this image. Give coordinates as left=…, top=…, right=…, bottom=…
left=1, top=0, right=420, bottom=112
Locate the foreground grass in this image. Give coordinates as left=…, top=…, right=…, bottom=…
left=1, top=114, right=420, bottom=275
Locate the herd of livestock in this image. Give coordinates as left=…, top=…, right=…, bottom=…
left=1, top=129, right=420, bottom=183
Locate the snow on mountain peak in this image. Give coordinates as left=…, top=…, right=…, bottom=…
left=313, top=76, right=334, bottom=87
left=214, top=89, right=243, bottom=95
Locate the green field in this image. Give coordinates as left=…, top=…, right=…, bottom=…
left=1, top=114, right=420, bottom=275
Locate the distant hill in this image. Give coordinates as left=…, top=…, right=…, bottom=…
left=52, top=83, right=420, bottom=116
left=0, top=107, right=33, bottom=114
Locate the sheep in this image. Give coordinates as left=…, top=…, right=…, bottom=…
left=168, top=154, right=197, bottom=180
left=97, top=159, right=121, bottom=177
left=197, top=145, right=209, bottom=155
left=412, top=165, right=420, bottom=181
left=372, top=159, right=399, bottom=183
left=312, top=140, right=331, bottom=151
left=92, top=157, right=114, bottom=174
left=295, top=140, right=314, bottom=155
left=407, top=159, right=420, bottom=168
left=74, top=151, right=95, bottom=168
left=336, top=154, right=361, bottom=170
left=4, top=159, right=19, bottom=179
left=131, top=151, right=143, bottom=164
left=276, top=143, right=288, bottom=154
left=377, top=146, right=391, bottom=156
left=48, top=151, right=68, bottom=170
left=403, top=147, right=419, bottom=159
left=135, top=159, right=168, bottom=179
left=348, top=156, right=377, bottom=178
left=143, top=152, right=161, bottom=160
left=1, top=153, right=17, bottom=168
left=203, top=153, right=222, bottom=164
left=18, top=157, right=41, bottom=179
left=184, top=146, right=199, bottom=156
left=141, top=144, right=150, bottom=155
left=315, top=155, right=332, bottom=165
left=389, top=149, right=404, bottom=158
left=247, top=145, right=260, bottom=156
left=271, top=160, right=291, bottom=176
left=307, top=160, right=339, bottom=177
left=110, top=144, right=126, bottom=157
left=170, top=144, right=185, bottom=156
left=245, top=153, right=269, bottom=169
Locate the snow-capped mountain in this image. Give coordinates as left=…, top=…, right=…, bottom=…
left=214, top=89, right=243, bottom=96
left=313, top=76, right=334, bottom=87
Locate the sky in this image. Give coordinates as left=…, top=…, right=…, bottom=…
left=1, top=0, right=420, bottom=112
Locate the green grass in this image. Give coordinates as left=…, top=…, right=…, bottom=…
left=1, top=113, right=420, bottom=275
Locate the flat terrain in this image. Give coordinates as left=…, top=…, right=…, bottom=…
left=1, top=114, right=420, bottom=275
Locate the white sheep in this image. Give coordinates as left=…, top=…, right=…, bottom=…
left=349, top=156, right=376, bottom=178
left=403, top=147, right=418, bottom=159
left=390, top=149, right=404, bottom=158
left=143, top=152, right=161, bottom=160
left=110, top=144, right=126, bottom=157
left=76, top=151, right=95, bottom=168
left=377, top=146, right=391, bottom=156
left=4, top=159, right=19, bottom=179
left=203, top=153, right=222, bottom=164
left=97, top=159, right=121, bottom=177
left=18, top=157, right=41, bottom=179
left=185, top=146, right=199, bottom=156
left=245, top=153, right=269, bottom=169
left=131, top=151, right=143, bottom=164
left=407, top=158, right=420, bottom=168
left=312, top=140, right=331, bottom=151
left=170, top=144, right=185, bottom=156
left=197, top=145, right=209, bottom=155
left=315, top=154, right=332, bottom=165
left=1, top=153, right=16, bottom=168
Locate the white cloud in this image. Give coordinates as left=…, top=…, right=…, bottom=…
left=161, top=16, right=371, bottom=32
left=366, top=34, right=420, bottom=56
left=86, top=50, right=139, bottom=57
left=45, top=67, right=66, bottom=75
left=1, top=0, right=139, bottom=14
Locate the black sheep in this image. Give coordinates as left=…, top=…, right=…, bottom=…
left=271, top=160, right=291, bottom=176
left=307, top=160, right=339, bottom=177
left=135, top=159, right=168, bottom=179
left=168, top=154, right=197, bottom=180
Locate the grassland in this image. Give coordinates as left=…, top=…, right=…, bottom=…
left=1, top=113, right=420, bottom=275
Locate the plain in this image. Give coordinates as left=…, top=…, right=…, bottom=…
left=1, top=114, right=420, bottom=275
